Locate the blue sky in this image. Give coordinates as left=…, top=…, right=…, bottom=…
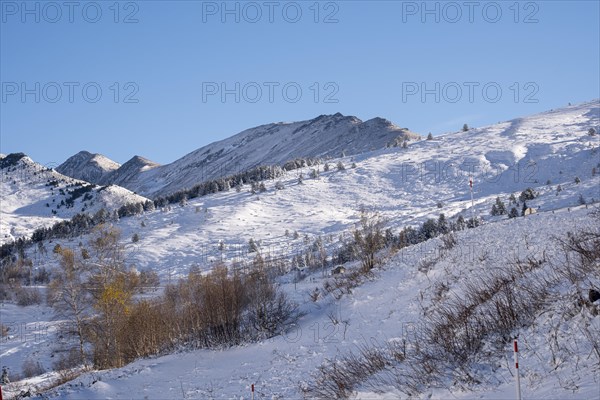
left=1, top=0, right=599, bottom=166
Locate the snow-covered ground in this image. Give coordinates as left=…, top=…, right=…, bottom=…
left=2, top=207, right=598, bottom=399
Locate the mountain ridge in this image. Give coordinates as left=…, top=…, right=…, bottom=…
left=58, top=113, right=421, bottom=198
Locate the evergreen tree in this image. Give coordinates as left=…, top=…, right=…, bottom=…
left=427, top=132, right=433, bottom=140
left=521, top=202, right=528, bottom=216
left=519, top=188, right=536, bottom=202
left=508, top=207, right=519, bottom=218
left=437, top=213, right=448, bottom=234
left=456, top=215, right=466, bottom=230
left=574, top=176, right=581, bottom=184
left=248, top=238, right=259, bottom=253
left=494, top=197, right=507, bottom=215
left=462, top=124, right=469, bottom=132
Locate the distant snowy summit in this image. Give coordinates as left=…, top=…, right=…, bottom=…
left=57, top=150, right=121, bottom=185
left=58, top=113, right=421, bottom=197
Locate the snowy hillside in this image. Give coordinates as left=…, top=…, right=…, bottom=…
left=0, top=154, right=150, bottom=245
left=2, top=208, right=598, bottom=399
left=15, top=101, right=598, bottom=277
left=59, top=113, right=420, bottom=198
left=56, top=151, right=120, bottom=185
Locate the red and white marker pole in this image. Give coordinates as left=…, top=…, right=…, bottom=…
left=251, top=383, right=255, bottom=400
left=513, top=339, right=522, bottom=400
left=469, top=176, right=475, bottom=224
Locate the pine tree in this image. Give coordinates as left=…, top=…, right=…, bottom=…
left=574, top=176, right=581, bottom=184
left=521, top=202, right=528, bottom=216
left=427, top=132, right=433, bottom=140
left=462, top=124, right=469, bottom=132
left=437, top=213, right=448, bottom=234
left=456, top=215, right=466, bottom=230
left=494, top=197, right=506, bottom=215
left=248, top=238, right=259, bottom=253
left=519, top=188, right=536, bottom=202
left=337, top=161, right=346, bottom=171
left=508, top=207, right=519, bottom=218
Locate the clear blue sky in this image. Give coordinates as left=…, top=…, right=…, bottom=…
left=1, top=0, right=599, bottom=166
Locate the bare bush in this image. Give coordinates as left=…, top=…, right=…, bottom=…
left=52, top=348, right=85, bottom=372
left=15, top=286, right=43, bottom=306
left=441, top=232, right=458, bottom=250
left=22, top=358, right=45, bottom=378
left=352, top=208, right=387, bottom=272
left=303, top=342, right=403, bottom=399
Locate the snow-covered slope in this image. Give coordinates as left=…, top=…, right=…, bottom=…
left=83, top=113, right=420, bottom=198
left=56, top=151, right=120, bottom=185
left=0, top=154, right=150, bottom=244
left=5, top=208, right=598, bottom=399
left=21, top=101, right=598, bottom=277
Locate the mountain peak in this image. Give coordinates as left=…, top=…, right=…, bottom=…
left=124, top=155, right=160, bottom=168
left=57, top=151, right=120, bottom=184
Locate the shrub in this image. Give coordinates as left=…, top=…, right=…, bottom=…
left=22, top=358, right=45, bottom=378
left=15, top=286, right=43, bottom=306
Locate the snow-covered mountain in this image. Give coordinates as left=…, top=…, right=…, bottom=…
left=0, top=153, right=150, bottom=244
left=56, top=151, right=120, bottom=185
left=59, top=113, right=420, bottom=198
left=1, top=101, right=599, bottom=399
